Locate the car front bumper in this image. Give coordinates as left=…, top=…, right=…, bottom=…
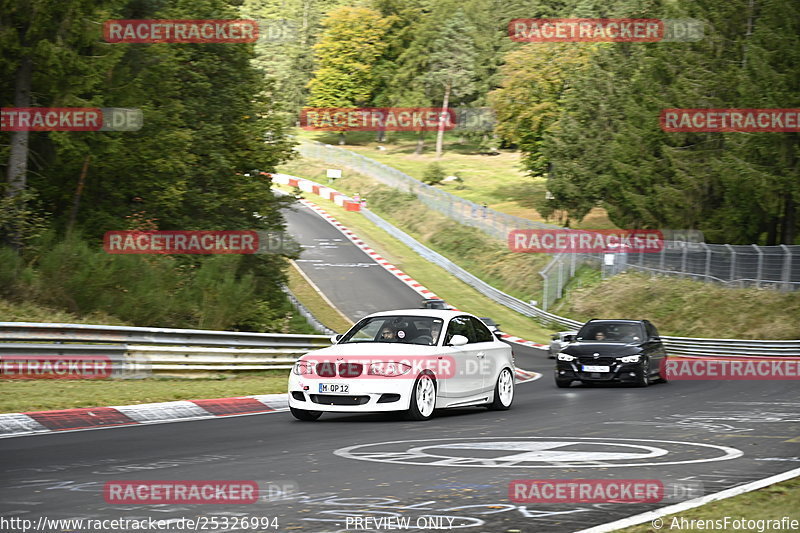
left=288, top=374, right=416, bottom=412
left=555, top=361, right=646, bottom=383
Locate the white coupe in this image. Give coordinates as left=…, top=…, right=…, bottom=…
left=288, top=309, right=515, bottom=421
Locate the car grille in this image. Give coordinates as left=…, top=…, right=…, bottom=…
left=316, top=361, right=337, bottom=378
left=310, top=395, right=370, bottom=406
left=338, top=363, right=363, bottom=377
left=578, top=357, right=616, bottom=366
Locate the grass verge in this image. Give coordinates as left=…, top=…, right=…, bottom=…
left=0, top=371, right=290, bottom=413
left=286, top=261, right=354, bottom=333
left=552, top=271, right=800, bottom=339
left=614, top=476, right=800, bottom=532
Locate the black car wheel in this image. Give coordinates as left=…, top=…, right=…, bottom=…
left=636, top=361, right=650, bottom=387
left=555, top=379, right=572, bottom=388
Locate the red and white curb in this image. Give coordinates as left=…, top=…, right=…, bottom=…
left=0, top=370, right=541, bottom=438
left=0, top=394, right=288, bottom=439
left=298, top=198, right=442, bottom=300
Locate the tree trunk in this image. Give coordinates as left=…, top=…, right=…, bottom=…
left=435, top=82, right=451, bottom=159
left=415, top=130, right=425, bottom=154
left=67, top=155, right=91, bottom=235
left=781, top=192, right=796, bottom=244
left=6, top=55, right=33, bottom=198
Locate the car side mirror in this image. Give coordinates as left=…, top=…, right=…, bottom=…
left=493, top=331, right=503, bottom=339
left=331, top=334, right=342, bottom=344
left=551, top=334, right=559, bottom=341
left=449, top=335, right=469, bottom=346
left=563, top=334, right=574, bottom=343
left=650, top=336, right=661, bottom=342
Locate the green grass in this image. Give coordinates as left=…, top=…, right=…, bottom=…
left=293, top=128, right=616, bottom=229
left=0, top=297, right=129, bottom=325
left=0, top=371, right=290, bottom=413
left=614, top=476, right=800, bottom=532
left=552, top=271, right=800, bottom=339
left=286, top=261, right=354, bottom=333
left=276, top=183, right=554, bottom=344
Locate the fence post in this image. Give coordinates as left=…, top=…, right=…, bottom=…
left=752, top=244, right=763, bottom=288
left=681, top=245, right=688, bottom=278
left=780, top=244, right=791, bottom=291
left=541, top=271, right=549, bottom=312
left=725, top=244, right=736, bottom=284
left=660, top=243, right=666, bottom=272
left=703, top=242, right=711, bottom=281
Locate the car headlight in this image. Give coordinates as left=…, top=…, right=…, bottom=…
left=557, top=353, right=576, bottom=362
left=292, top=360, right=314, bottom=375
left=368, top=362, right=412, bottom=377
left=619, top=354, right=641, bottom=363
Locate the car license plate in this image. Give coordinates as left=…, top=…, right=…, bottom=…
left=582, top=365, right=610, bottom=372
left=319, top=383, right=349, bottom=394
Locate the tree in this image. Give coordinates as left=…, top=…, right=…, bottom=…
left=422, top=10, right=478, bottom=158
left=306, top=6, right=393, bottom=144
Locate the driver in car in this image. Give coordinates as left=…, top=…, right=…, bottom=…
left=379, top=326, right=396, bottom=341
left=594, top=331, right=606, bottom=340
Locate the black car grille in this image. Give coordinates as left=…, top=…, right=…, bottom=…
left=316, top=361, right=337, bottom=378
left=310, top=395, right=370, bottom=406
left=314, top=362, right=364, bottom=378
left=338, top=363, right=363, bottom=377
left=577, top=357, right=617, bottom=366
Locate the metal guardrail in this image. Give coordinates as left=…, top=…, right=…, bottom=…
left=0, top=323, right=332, bottom=375
left=0, top=322, right=331, bottom=348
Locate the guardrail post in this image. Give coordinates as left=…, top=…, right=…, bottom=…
left=660, top=242, right=666, bottom=272
left=753, top=244, right=763, bottom=288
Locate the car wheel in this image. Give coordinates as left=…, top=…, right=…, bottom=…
left=636, top=361, right=650, bottom=387
left=555, top=379, right=572, bottom=388
left=290, top=407, right=322, bottom=421
left=488, top=367, right=514, bottom=410
left=406, top=373, right=436, bottom=421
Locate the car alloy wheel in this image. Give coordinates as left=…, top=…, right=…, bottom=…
left=489, top=367, right=514, bottom=410
left=406, top=373, right=436, bottom=420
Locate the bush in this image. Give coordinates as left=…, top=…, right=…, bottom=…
left=422, top=162, right=446, bottom=185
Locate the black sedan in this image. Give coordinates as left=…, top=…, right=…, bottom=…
left=554, top=319, right=668, bottom=388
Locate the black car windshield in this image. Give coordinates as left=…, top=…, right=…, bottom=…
left=577, top=323, right=645, bottom=343
left=339, top=315, right=444, bottom=346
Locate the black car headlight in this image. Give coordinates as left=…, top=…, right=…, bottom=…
left=619, top=354, right=641, bottom=363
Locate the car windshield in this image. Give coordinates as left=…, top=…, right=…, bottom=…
left=577, top=323, right=645, bottom=343
left=339, top=315, right=444, bottom=346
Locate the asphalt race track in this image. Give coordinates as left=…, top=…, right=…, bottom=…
left=1, top=201, right=797, bottom=533
left=1, top=375, right=798, bottom=532
left=283, top=202, right=423, bottom=321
